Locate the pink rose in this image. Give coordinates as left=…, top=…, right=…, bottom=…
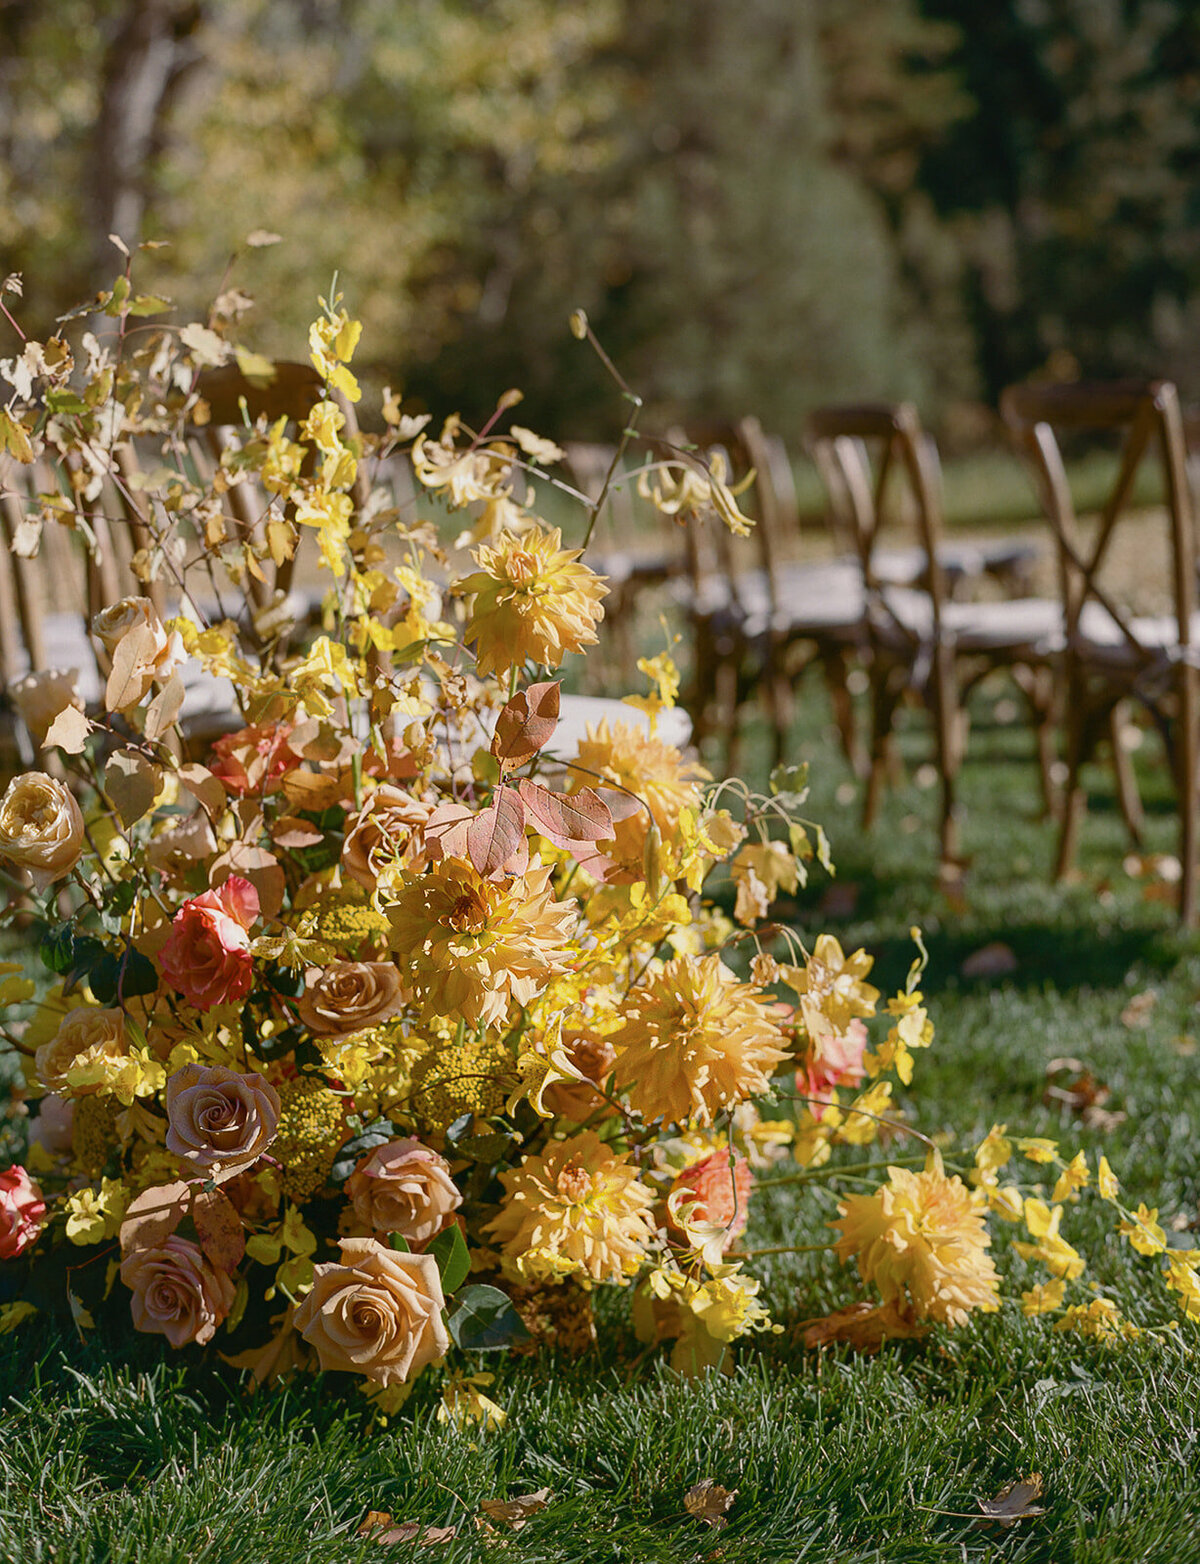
left=0, top=1165, right=46, bottom=1258
left=158, top=875, right=260, bottom=1010
left=667, top=1147, right=753, bottom=1250
left=796, top=1016, right=868, bottom=1119
left=120, top=1235, right=236, bottom=1347
left=345, top=1139, right=462, bottom=1246
left=165, top=1063, right=281, bottom=1181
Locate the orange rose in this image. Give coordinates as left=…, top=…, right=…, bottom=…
left=164, top=1062, right=281, bottom=1181
left=293, top=1236, right=449, bottom=1386
left=158, top=875, right=259, bottom=1011
left=668, top=1147, right=753, bottom=1250
left=120, top=1235, right=236, bottom=1347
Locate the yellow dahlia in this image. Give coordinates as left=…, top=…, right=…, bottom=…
left=610, top=953, right=790, bottom=1127
left=832, top=1153, right=1001, bottom=1327
left=386, top=858, right=577, bottom=1028
left=458, top=524, right=608, bottom=678
left=568, top=719, right=707, bottom=862
left=485, top=1129, right=656, bottom=1286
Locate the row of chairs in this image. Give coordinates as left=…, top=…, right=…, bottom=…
left=573, top=383, right=1199, bottom=922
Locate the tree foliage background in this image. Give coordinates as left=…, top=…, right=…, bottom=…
left=2, top=0, right=1198, bottom=437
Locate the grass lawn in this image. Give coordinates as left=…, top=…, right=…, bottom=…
left=4, top=676, right=1200, bottom=1563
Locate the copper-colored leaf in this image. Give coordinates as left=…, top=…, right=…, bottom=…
left=105, top=748, right=162, bottom=826
left=467, top=787, right=526, bottom=879
left=272, top=815, right=324, bottom=850
left=42, top=705, right=93, bottom=754
left=423, top=801, right=473, bottom=862
left=119, top=1181, right=190, bottom=1254
left=359, top=1513, right=457, bottom=1546
left=104, top=622, right=159, bottom=712
left=143, top=672, right=186, bottom=742
left=490, top=680, right=561, bottom=771
left=192, top=1186, right=246, bottom=1271
left=563, top=839, right=639, bottom=884
left=280, top=771, right=343, bottom=812
left=478, top=1489, right=551, bottom=1530
left=977, top=1473, right=1046, bottom=1527
left=517, top=779, right=614, bottom=847
left=684, top=1479, right=737, bottom=1530
left=211, top=845, right=284, bottom=920
left=178, top=762, right=227, bottom=816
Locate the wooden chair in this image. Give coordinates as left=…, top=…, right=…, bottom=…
left=1001, top=379, right=1200, bottom=923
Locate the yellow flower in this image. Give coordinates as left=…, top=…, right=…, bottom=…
left=459, top=524, right=608, bottom=678
left=412, top=427, right=514, bottom=508
left=569, top=719, right=707, bottom=864
left=609, top=953, right=790, bottom=1127
left=832, top=1152, right=1001, bottom=1327
left=636, top=449, right=755, bottom=537
left=485, top=1130, right=656, bottom=1286
left=63, top=1178, right=127, bottom=1245
left=1097, top=1155, right=1120, bottom=1201
left=387, top=857, right=576, bottom=1029
left=986, top=1185, right=1025, bottom=1223
left=1051, top=1151, right=1090, bottom=1203
left=973, top=1124, right=1013, bottom=1182
left=787, top=936, right=880, bottom=1034
left=309, top=306, right=362, bottom=402
left=1163, top=1256, right=1200, bottom=1321
left=1054, top=1297, right=1139, bottom=1344
left=1013, top=1198, right=1086, bottom=1280
left=1021, top=1279, right=1065, bottom=1316
left=1118, top=1204, right=1166, bottom=1257
left=1017, top=1137, right=1059, bottom=1165
left=730, top=841, right=800, bottom=926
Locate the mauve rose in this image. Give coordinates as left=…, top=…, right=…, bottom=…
left=158, top=875, right=259, bottom=1010
left=120, top=1235, right=236, bottom=1347
left=668, top=1147, right=753, bottom=1250
left=292, top=962, right=407, bottom=1040
left=796, top=1017, right=868, bottom=1120
left=341, top=785, right=432, bottom=889
left=0, top=772, right=85, bottom=890
left=345, top=1139, right=462, bottom=1246
left=165, top=1062, right=281, bottom=1181
left=293, top=1236, right=449, bottom=1386
left=0, top=1165, right=46, bottom=1258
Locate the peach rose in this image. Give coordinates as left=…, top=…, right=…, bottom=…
left=291, top=962, right=407, bottom=1039
left=120, top=1235, right=236, bottom=1347
left=293, top=1236, right=449, bottom=1386
left=158, top=875, right=259, bottom=1010
left=342, top=785, right=433, bottom=889
left=0, top=1165, right=46, bottom=1258
left=91, top=595, right=184, bottom=706
left=668, top=1147, right=753, bottom=1250
left=796, top=1017, right=868, bottom=1120
left=209, top=723, right=299, bottom=797
left=9, top=668, right=84, bottom=742
left=0, top=772, right=85, bottom=889
left=345, top=1139, right=462, bottom=1245
left=165, top=1062, right=281, bottom=1181
left=541, top=1030, right=617, bottom=1122
left=35, top=1007, right=128, bottom=1096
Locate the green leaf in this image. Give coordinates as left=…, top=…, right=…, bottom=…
left=447, top=1284, right=532, bottom=1352
left=388, top=1232, right=411, bottom=1253
left=769, top=761, right=809, bottom=798
left=44, top=390, right=88, bottom=415
left=428, top=1224, right=470, bottom=1295
left=39, top=923, right=75, bottom=975
left=88, top=947, right=159, bottom=1005
left=127, top=294, right=172, bottom=317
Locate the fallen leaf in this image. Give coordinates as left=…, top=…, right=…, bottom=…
left=42, top=705, right=93, bottom=754
left=817, top=880, right=860, bottom=920
left=684, top=1480, right=737, bottom=1530
left=1120, top=990, right=1156, bottom=1029
left=977, top=1473, right=1046, bottom=1527
left=358, top=1511, right=456, bottom=1546
left=961, top=942, right=1018, bottom=979
left=490, top=680, right=560, bottom=771
left=478, top=1489, right=551, bottom=1530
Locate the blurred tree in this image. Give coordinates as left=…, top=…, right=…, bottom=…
left=920, top=0, right=1200, bottom=397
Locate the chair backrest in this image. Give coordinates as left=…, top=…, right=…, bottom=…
left=1000, top=379, right=1195, bottom=656
left=804, top=402, right=950, bottom=640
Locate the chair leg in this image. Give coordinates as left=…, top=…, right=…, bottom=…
left=1054, top=684, right=1089, bottom=881
left=863, top=676, right=899, bottom=829
left=1175, top=664, right=1200, bottom=927
left=822, top=648, right=866, bottom=778
left=1107, top=700, right=1144, bottom=847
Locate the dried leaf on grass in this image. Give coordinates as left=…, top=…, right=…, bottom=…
left=358, top=1511, right=456, bottom=1546
left=1043, top=1059, right=1125, bottom=1133
left=977, top=1473, right=1046, bottom=1527
left=961, top=941, right=1018, bottom=979
left=684, top=1479, right=737, bottom=1529
left=1120, top=990, right=1157, bottom=1029
left=478, top=1488, right=552, bottom=1531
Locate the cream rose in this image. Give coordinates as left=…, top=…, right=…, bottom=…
left=120, top=1235, right=236, bottom=1347
left=0, top=772, right=85, bottom=889
left=293, top=1236, right=449, bottom=1386
left=342, top=786, right=433, bottom=889
left=345, top=1139, right=462, bottom=1245
left=164, top=1062, right=281, bottom=1181
left=36, top=1006, right=128, bottom=1096
left=91, top=595, right=184, bottom=705
left=291, top=962, right=407, bottom=1039
left=9, top=668, right=84, bottom=742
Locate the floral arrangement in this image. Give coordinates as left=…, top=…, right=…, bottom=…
left=0, top=268, right=1195, bottom=1421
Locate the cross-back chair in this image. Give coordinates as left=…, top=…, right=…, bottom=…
left=1001, top=379, right=1200, bottom=923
